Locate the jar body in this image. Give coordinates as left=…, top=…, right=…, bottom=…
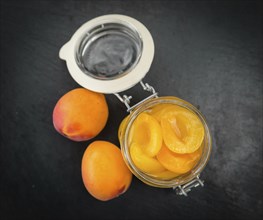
left=119, top=96, right=212, bottom=188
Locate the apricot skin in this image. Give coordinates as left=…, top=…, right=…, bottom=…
left=81, top=141, right=132, bottom=201
left=53, top=88, right=108, bottom=141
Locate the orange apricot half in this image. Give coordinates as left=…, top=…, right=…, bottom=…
left=149, top=170, right=180, bottom=180
left=157, top=144, right=202, bottom=174
left=161, top=108, right=204, bottom=154
left=129, top=113, right=162, bottom=157
left=130, top=143, right=166, bottom=174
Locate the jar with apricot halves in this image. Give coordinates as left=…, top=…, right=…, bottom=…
left=118, top=94, right=212, bottom=196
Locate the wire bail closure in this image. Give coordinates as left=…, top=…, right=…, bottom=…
left=174, top=175, right=204, bottom=196
left=114, top=81, right=158, bottom=112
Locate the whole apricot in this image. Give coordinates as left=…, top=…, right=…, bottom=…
left=81, top=141, right=132, bottom=201
left=53, top=88, right=108, bottom=141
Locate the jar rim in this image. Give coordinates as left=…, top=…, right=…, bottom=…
left=120, top=96, right=212, bottom=188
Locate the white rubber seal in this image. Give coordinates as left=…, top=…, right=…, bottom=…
left=59, top=14, right=154, bottom=94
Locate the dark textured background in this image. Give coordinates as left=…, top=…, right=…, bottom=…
left=0, top=0, right=262, bottom=219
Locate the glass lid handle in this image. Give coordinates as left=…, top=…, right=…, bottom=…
left=114, top=81, right=158, bottom=112
left=174, top=175, right=204, bottom=196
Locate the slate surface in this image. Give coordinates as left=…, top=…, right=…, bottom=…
left=0, top=1, right=262, bottom=219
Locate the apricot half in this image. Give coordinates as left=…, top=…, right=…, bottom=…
left=129, top=113, right=162, bottom=157
left=130, top=143, right=166, bottom=174
left=160, top=107, right=204, bottom=153
left=149, top=170, right=180, bottom=180
left=157, top=144, right=202, bottom=174
left=149, top=104, right=175, bottom=122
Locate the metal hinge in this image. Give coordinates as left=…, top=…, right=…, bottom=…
left=114, top=81, right=158, bottom=112
left=174, top=175, right=204, bottom=196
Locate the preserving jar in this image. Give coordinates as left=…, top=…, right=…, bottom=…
left=118, top=96, right=212, bottom=195
left=59, top=14, right=212, bottom=196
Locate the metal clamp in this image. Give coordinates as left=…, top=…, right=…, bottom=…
left=174, top=175, right=204, bottom=196
left=114, top=81, right=158, bottom=112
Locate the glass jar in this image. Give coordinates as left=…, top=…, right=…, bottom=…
left=119, top=96, right=212, bottom=195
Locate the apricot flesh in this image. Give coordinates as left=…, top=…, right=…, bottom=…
left=82, top=141, right=132, bottom=201
left=161, top=110, right=204, bottom=153
left=130, top=143, right=166, bottom=174
left=53, top=88, right=108, bottom=141
left=129, top=113, right=162, bottom=157
left=157, top=144, right=202, bottom=174
left=149, top=170, right=180, bottom=180
left=151, top=104, right=204, bottom=153
left=149, top=104, right=176, bottom=122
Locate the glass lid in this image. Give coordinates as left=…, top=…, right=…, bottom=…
left=59, top=14, right=154, bottom=94
left=76, top=22, right=143, bottom=80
